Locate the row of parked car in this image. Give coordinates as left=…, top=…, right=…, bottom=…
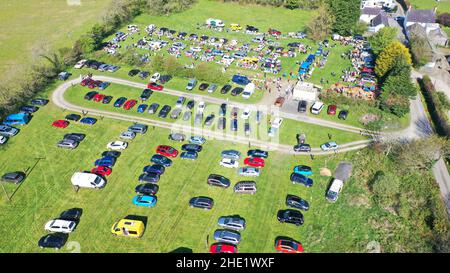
left=38, top=208, right=82, bottom=249
left=310, top=101, right=348, bottom=120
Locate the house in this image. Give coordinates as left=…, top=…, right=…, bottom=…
left=360, top=7, right=382, bottom=24
left=404, top=7, right=448, bottom=47
left=368, top=11, right=389, bottom=32
left=360, top=0, right=396, bottom=10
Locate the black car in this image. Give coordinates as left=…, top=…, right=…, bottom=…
left=218, top=117, right=226, bottom=130
left=219, top=103, right=227, bottom=116
left=38, top=233, right=68, bottom=249
left=290, top=173, right=313, bottom=187
left=293, top=143, right=311, bottom=152
left=128, top=69, right=140, bottom=77
left=221, top=85, right=232, bottom=94
left=65, top=113, right=81, bottom=121
left=143, top=164, right=165, bottom=175
left=114, top=97, right=127, bottom=107
left=138, top=172, right=160, bottom=183
left=199, top=83, right=209, bottom=91
left=286, top=195, right=310, bottom=211
left=148, top=103, right=160, bottom=114
left=160, top=75, right=172, bottom=84
left=297, top=100, right=308, bottom=113
left=89, top=61, right=103, bottom=70
left=231, top=87, right=244, bottom=96
left=277, top=209, right=304, bottom=226
left=204, top=114, right=215, bottom=126
left=140, top=89, right=153, bottom=101
left=102, top=95, right=113, bottom=104
left=247, top=149, right=268, bottom=158
left=1, top=172, right=25, bottom=184
left=138, top=71, right=150, bottom=79
left=186, top=100, right=195, bottom=110
left=189, top=196, right=214, bottom=210
left=158, top=105, right=171, bottom=118
left=63, top=133, right=86, bottom=142
left=338, top=110, right=348, bottom=120
left=207, top=174, right=230, bottom=188
left=31, top=98, right=49, bottom=106
left=20, top=105, right=39, bottom=114
left=181, top=144, right=203, bottom=152
left=231, top=119, right=238, bottom=131
left=102, top=151, right=121, bottom=158
left=59, top=208, right=83, bottom=222
left=135, top=183, right=159, bottom=195
left=84, top=91, right=98, bottom=101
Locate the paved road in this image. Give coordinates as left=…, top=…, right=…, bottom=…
left=52, top=77, right=373, bottom=156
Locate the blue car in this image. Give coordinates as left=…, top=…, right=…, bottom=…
left=232, top=75, right=251, bottom=86
left=180, top=151, right=198, bottom=160
left=98, top=82, right=110, bottom=90
left=94, top=156, right=116, bottom=167
left=293, top=165, right=313, bottom=176
left=137, top=104, right=148, bottom=113
left=189, top=135, right=206, bottom=145
left=290, top=173, right=313, bottom=187
left=143, top=164, right=165, bottom=175
left=132, top=195, right=157, bottom=207
left=114, top=97, right=127, bottom=107
left=80, top=117, right=97, bottom=125
left=150, top=154, right=172, bottom=167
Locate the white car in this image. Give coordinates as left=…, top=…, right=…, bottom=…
left=191, top=46, right=202, bottom=52
left=44, top=219, right=77, bottom=234
left=271, top=117, right=283, bottom=128
left=107, top=141, right=128, bottom=150
left=241, top=108, right=251, bottom=120
left=238, top=167, right=260, bottom=177
left=197, top=101, right=206, bottom=114
left=311, top=101, right=324, bottom=115
left=120, top=131, right=136, bottom=140
left=150, top=72, right=161, bottom=83
left=74, top=59, right=87, bottom=69
left=321, top=141, right=339, bottom=151
left=0, top=135, right=7, bottom=145
left=220, top=158, right=239, bottom=168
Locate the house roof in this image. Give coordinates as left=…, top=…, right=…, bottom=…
left=362, top=7, right=382, bottom=16
left=371, top=12, right=389, bottom=27
left=406, top=9, right=436, bottom=24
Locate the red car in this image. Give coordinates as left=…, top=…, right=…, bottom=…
left=156, top=145, right=178, bottom=158
left=80, top=78, right=93, bottom=86
left=244, top=157, right=265, bottom=168
left=93, top=93, right=105, bottom=102
left=327, top=105, right=337, bottom=116
left=123, top=99, right=137, bottom=110
left=275, top=238, right=304, bottom=253
left=52, top=120, right=69, bottom=128
left=91, top=166, right=112, bottom=176
left=147, top=82, right=164, bottom=91
left=88, top=80, right=102, bottom=89
left=209, top=243, right=238, bottom=253
left=268, top=28, right=281, bottom=36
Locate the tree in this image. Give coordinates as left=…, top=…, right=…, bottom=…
left=409, top=32, right=433, bottom=67
left=305, top=4, right=335, bottom=41
left=368, top=27, right=397, bottom=55
left=369, top=171, right=401, bottom=209
left=437, top=12, right=450, bottom=27
left=375, top=41, right=412, bottom=78
left=149, top=54, right=165, bottom=73
left=163, top=55, right=183, bottom=76
left=379, top=92, right=410, bottom=117
left=76, top=35, right=96, bottom=54
left=382, top=56, right=417, bottom=97
left=326, top=0, right=360, bottom=35
left=284, top=0, right=300, bottom=9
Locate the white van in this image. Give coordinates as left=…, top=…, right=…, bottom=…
left=242, top=83, right=255, bottom=99
left=310, top=101, right=324, bottom=115
left=326, top=178, right=343, bottom=202
left=71, top=172, right=106, bottom=189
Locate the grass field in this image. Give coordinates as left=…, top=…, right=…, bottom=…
left=409, top=0, right=450, bottom=13
left=0, top=0, right=111, bottom=76
left=0, top=87, right=379, bottom=252
left=64, top=82, right=367, bottom=147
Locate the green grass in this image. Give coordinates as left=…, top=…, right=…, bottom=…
left=0, top=0, right=111, bottom=76
left=64, top=82, right=367, bottom=147
left=0, top=94, right=378, bottom=253
left=409, top=0, right=450, bottom=13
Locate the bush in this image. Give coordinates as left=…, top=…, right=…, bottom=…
left=419, top=76, right=450, bottom=136
left=437, top=13, right=450, bottom=27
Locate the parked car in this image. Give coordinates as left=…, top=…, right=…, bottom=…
left=214, top=229, right=241, bottom=245
left=137, top=104, right=148, bottom=113
left=135, top=183, right=159, bottom=195
left=103, top=96, right=113, bottom=104
left=170, top=108, right=182, bottom=119
left=44, top=219, right=77, bottom=233
left=176, top=96, right=186, bottom=108
left=290, top=173, right=313, bottom=187
left=80, top=117, right=97, bottom=125
left=218, top=117, right=226, bottom=130
left=277, top=209, right=304, bottom=226
left=128, top=69, right=140, bottom=76
left=231, top=87, right=244, bottom=96
left=128, top=124, right=148, bottom=134
left=158, top=105, right=171, bottom=118
left=38, top=233, right=68, bottom=249
left=91, top=166, right=112, bottom=176
left=52, top=120, right=69, bottom=129
left=0, top=125, right=19, bottom=137
left=293, top=143, right=311, bottom=152
left=20, top=105, right=39, bottom=114
left=238, top=167, right=260, bottom=177
left=207, top=174, right=230, bottom=188
left=274, top=97, right=285, bottom=107
left=0, top=135, right=8, bottom=145
left=189, top=196, right=214, bottom=209
left=183, top=111, right=192, bottom=121
left=208, top=84, right=218, bottom=93
left=233, top=181, right=257, bottom=194
left=94, top=156, right=116, bottom=167
left=297, top=100, right=308, bottom=113
left=120, top=131, right=136, bottom=140
left=199, top=83, right=209, bottom=91
left=150, top=72, right=161, bottom=83
left=31, top=98, right=49, bottom=106
left=143, top=164, right=165, bottom=175
left=140, top=89, right=153, bottom=101
left=221, top=150, right=240, bottom=160
left=57, top=139, right=79, bottom=149
left=220, top=85, right=232, bottom=94
left=114, top=97, right=127, bottom=107
left=156, top=145, right=178, bottom=157
left=186, top=100, right=195, bottom=110
left=182, top=144, right=203, bottom=153
left=327, top=105, right=337, bottom=115
left=180, top=151, right=198, bottom=160
left=189, top=136, right=206, bottom=145
left=147, top=82, right=164, bottom=91
left=338, top=110, right=348, bottom=120
left=111, top=218, right=145, bottom=238
left=84, top=91, right=98, bottom=101
left=148, top=103, right=160, bottom=114
left=1, top=172, right=25, bottom=184
left=286, top=195, right=310, bottom=211
left=244, top=157, right=265, bottom=168
left=186, top=79, right=197, bottom=91
left=210, top=243, right=238, bottom=253
left=59, top=208, right=82, bottom=222
left=321, top=141, right=339, bottom=151
left=218, top=216, right=246, bottom=231
left=101, top=151, right=121, bottom=158
left=138, top=71, right=150, bottom=80
left=63, top=133, right=85, bottom=142
left=150, top=154, right=172, bottom=167
left=219, top=103, right=227, bottom=117
left=241, top=108, right=251, bottom=120
left=293, top=165, right=313, bottom=176
left=65, top=114, right=81, bottom=122
left=138, top=172, right=160, bottom=183
left=168, top=133, right=186, bottom=142
left=275, top=238, right=304, bottom=253
left=310, top=101, right=324, bottom=114
left=107, top=141, right=128, bottom=150
left=123, top=99, right=137, bottom=110
left=220, top=158, right=239, bottom=168
left=132, top=194, right=157, bottom=207
left=247, top=149, right=268, bottom=158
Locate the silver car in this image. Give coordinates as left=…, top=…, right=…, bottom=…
left=170, top=108, right=182, bottom=119
left=169, top=133, right=186, bottom=142
left=194, top=113, right=203, bottom=126
left=120, top=131, right=136, bottom=140
left=214, top=229, right=241, bottom=245
left=208, top=84, right=218, bottom=93
left=238, top=167, right=260, bottom=177
left=182, top=111, right=192, bottom=121
left=0, top=125, right=19, bottom=137
left=218, top=216, right=246, bottom=231
left=57, top=139, right=79, bottom=149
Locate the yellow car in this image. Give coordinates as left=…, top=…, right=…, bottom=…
left=230, top=23, right=242, bottom=31
left=111, top=218, right=145, bottom=238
